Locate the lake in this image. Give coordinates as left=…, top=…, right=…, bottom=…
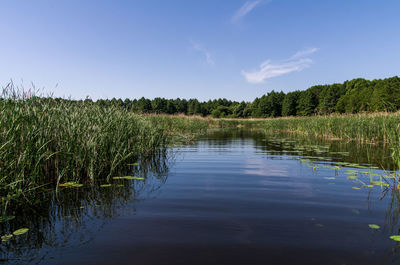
left=1, top=129, right=400, bottom=265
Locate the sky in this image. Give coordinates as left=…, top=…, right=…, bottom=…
left=1, top=0, right=399, bottom=101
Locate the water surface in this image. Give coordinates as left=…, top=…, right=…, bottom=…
left=2, top=130, right=400, bottom=265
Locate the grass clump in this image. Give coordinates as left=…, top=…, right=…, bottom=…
left=260, top=113, right=400, bottom=143
left=0, top=84, right=169, bottom=210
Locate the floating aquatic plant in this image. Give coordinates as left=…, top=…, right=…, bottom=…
left=59, top=182, right=83, bottom=188
left=113, top=176, right=145, bottom=180
left=390, top=235, right=400, bottom=242
left=1, top=234, right=13, bottom=242
left=13, top=228, right=29, bottom=236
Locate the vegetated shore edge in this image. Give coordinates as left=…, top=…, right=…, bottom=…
left=1, top=87, right=400, bottom=216
left=153, top=111, right=400, bottom=143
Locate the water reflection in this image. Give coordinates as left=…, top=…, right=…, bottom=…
left=203, top=129, right=394, bottom=170
left=0, top=152, right=171, bottom=264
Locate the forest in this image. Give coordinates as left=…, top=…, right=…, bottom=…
left=77, top=76, right=400, bottom=118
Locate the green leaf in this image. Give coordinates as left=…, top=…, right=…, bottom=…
left=346, top=176, right=357, bottom=180
left=113, top=176, right=144, bottom=180
left=1, top=234, right=13, bottom=242
left=13, top=228, right=29, bottom=236
left=369, top=224, right=380, bottom=229
left=390, top=235, right=400, bottom=241
left=0, top=216, right=15, bottom=223
left=60, top=182, right=83, bottom=188
left=100, top=184, right=112, bottom=188
left=352, top=187, right=361, bottom=190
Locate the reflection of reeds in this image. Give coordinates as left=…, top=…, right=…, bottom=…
left=0, top=153, right=170, bottom=263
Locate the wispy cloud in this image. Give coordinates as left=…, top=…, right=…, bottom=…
left=290, top=47, right=319, bottom=60
left=191, top=41, right=215, bottom=66
left=232, top=0, right=264, bottom=23
left=242, top=48, right=319, bottom=84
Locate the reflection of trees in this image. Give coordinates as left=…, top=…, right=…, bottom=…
left=0, top=151, right=171, bottom=264
left=202, top=129, right=394, bottom=170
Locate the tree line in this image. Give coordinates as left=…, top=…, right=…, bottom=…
left=88, top=76, right=400, bottom=118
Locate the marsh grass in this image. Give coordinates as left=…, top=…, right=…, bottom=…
left=260, top=113, right=400, bottom=143
left=0, top=84, right=170, bottom=211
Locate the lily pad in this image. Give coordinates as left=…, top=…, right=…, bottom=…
left=1, top=234, right=13, bottom=242
left=346, top=176, right=358, bottom=180
left=369, top=224, right=380, bottom=229
left=113, top=176, right=144, bottom=180
left=390, top=235, right=400, bottom=241
left=13, top=228, right=29, bottom=236
left=363, top=185, right=374, bottom=188
left=100, top=184, right=112, bottom=188
left=352, top=187, right=361, bottom=190
left=60, top=182, right=83, bottom=188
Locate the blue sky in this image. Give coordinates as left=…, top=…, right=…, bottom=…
left=1, top=0, right=399, bottom=101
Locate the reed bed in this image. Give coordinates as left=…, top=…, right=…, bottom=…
left=0, top=86, right=170, bottom=209
left=260, top=113, right=400, bottom=143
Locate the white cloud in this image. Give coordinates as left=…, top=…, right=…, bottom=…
left=242, top=48, right=319, bottom=84
left=290, top=47, right=319, bottom=59
left=191, top=41, right=215, bottom=66
left=232, top=0, right=265, bottom=23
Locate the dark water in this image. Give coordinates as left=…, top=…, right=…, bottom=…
left=2, top=129, right=400, bottom=265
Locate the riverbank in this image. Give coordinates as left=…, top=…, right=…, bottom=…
left=147, top=112, right=400, bottom=143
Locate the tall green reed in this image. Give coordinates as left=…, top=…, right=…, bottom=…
left=0, top=84, right=169, bottom=210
